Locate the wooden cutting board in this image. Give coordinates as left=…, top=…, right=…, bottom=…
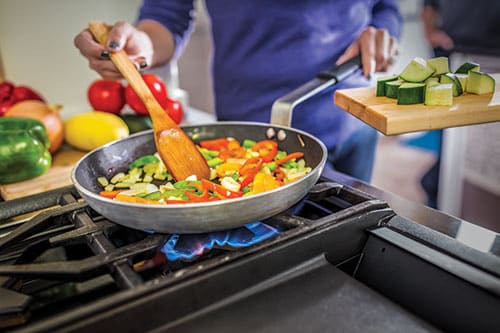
left=0, top=147, right=86, bottom=201
left=334, top=73, right=500, bottom=135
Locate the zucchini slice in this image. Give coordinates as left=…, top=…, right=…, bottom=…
left=397, top=83, right=426, bottom=105
left=425, top=83, right=453, bottom=106
left=427, top=57, right=450, bottom=76
left=440, top=73, right=463, bottom=96
left=385, top=79, right=404, bottom=99
left=466, top=70, right=496, bottom=95
left=376, top=74, right=399, bottom=96
left=425, top=76, right=439, bottom=85
left=454, top=74, right=468, bottom=92
left=399, top=57, right=435, bottom=83
left=455, top=62, right=480, bottom=74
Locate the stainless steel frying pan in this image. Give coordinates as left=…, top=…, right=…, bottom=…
left=71, top=56, right=361, bottom=233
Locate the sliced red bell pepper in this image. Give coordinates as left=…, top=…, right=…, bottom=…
left=252, top=140, right=278, bottom=162
left=274, top=152, right=304, bottom=165
left=115, top=194, right=162, bottom=205
left=199, top=138, right=230, bottom=150
left=239, top=157, right=263, bottom=175
left=99, top=189, right=124, bottom=199
left=166, top=197, right=220, bottom=204
left=239, top=157, right=263, bottom=188
left=218, top=146, right=246, bottom=160
left=184, top=182, right=210, bottom=201
left=201, top=179, right=243, bottom=198
left=273, top=168, right=286, bottom=182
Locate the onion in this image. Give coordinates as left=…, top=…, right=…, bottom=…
left=5, top=100, right=64, bottom=153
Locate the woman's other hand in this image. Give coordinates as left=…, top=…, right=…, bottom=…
left=336, top=26, right=399, bottom=77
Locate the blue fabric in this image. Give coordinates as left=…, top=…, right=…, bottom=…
left=138, top=0, right=401, bottom=181
left=327, top=121, right=379, bottom=182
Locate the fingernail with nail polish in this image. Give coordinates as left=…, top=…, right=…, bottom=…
left=100, top=50, right=110, bottom=58
left=108, top=41, right=119, bottom=49
left=139, top=61, right=148, bottom=69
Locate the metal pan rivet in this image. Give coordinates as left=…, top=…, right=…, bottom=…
left=266, top=128, right=276, bottom=139
left=277, top=130, right=287, bottom=141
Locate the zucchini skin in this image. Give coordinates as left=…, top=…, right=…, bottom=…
left=120, top=114, right=153, bottom=134
left=0, top=117, right=52, bottom=184
left=397, top=83, right=426, bottom=105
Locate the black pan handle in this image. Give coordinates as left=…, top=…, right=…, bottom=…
left=317, top=54, right=362, bottom=81
left=270, top=54, right=362, bottom=127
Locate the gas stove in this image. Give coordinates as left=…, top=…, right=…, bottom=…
left=0, top=170, right=499, bottom=333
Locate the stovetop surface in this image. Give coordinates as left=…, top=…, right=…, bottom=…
left=0, top=170, right=499, bottom=333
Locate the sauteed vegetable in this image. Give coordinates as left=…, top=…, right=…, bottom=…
left=97, top=137, right=311, bottom=204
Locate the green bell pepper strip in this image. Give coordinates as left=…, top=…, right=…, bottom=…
left=129, top=155, right=159, bottom=169
left=0, top=117, right=52, bottom=184
left=242, top=139, right=256, bottom=149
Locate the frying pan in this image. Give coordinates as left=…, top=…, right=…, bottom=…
left=71, top=56, right=361, bottom=233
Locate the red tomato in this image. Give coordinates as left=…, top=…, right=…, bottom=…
left=87, top=79, right=125, bottom=114
left=165, top=98, right=183, bottom=124
left=125, top=74, right=169, bottom=115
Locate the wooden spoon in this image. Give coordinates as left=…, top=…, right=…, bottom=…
left=88, top=21, right=210, bottom=181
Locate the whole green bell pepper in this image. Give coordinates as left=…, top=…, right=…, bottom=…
left=0, top=117, right=52, bottom=184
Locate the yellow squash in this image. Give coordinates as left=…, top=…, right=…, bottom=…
left=65, top=111, right=129, bottom=151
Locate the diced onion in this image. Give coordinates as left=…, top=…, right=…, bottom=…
left=221, top=177, right=241, bottom=192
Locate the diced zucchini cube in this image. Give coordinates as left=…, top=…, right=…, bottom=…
left=425, top=83, right=453, bottom=106
left=397, top=83, right=426, bottom=105
left=425, top=77, right=439, bottom=85
left=440, top=73, right=463, bottom=96
left=454, top=74, right=468, bottom=92
left=427, top=57, right=450, bottom=76
left=399, top=57, right=435, bottom=83
left=385, top=79, right=404, bottom=99
left=376, top=74, right=399, bottom=96
left=455, top=62, right=480, bottom=74
left=466, top=70, right=495, bottom=95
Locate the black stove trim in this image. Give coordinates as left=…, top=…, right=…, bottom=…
left=356, top=228, right=500, bottom=333
left=386, top=215, right=500, bottom=280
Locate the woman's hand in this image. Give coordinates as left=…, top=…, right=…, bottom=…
left=336, top=26, right=399, bottom=77
left=74, top=21, right=154, bottom=79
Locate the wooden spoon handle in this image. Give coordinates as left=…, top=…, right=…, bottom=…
left=88, top=21, right=176, bottom=127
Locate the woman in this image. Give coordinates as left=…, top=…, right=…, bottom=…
left=75, top=1, right=401, bottom=182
